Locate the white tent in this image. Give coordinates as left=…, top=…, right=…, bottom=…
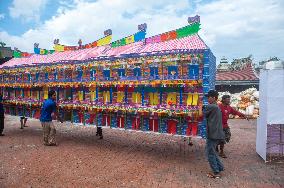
left=263, top=60, right=284, bottom=70
left=256, top=69, right=284, bottom=162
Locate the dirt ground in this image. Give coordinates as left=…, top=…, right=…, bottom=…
left=0, top=116, right=283, bottom=188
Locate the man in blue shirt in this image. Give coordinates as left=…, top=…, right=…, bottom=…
left=40, top=90, right=63, bottom=146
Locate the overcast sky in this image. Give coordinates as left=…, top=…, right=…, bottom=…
left=0, top=0, right=283, bottom=64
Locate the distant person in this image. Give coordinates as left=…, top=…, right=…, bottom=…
left=0, top=94, right=5, bottom=136
left=20, top=116, right=28, bottom=129
left=96, top=126, right=103, bottom=139
left=217, top=95, right=249, bottom=158
left=20, top=104, right=28, bottom=129
left=40, top=90, right=63, bottom=146
left=187, top=137, right=193, bottom=146
left=203, top=90, right=225, bottom=179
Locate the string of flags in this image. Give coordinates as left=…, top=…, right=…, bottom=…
left=13, top=51, right=33, bottom=58
left=13, top=15, right=201, bottom=57
left=53, top=30, right=113, bottom=52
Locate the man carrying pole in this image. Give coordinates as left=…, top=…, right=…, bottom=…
left=40, top=90, right=63, bottom=146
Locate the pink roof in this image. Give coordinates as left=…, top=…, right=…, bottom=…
left=0, top=46, right=111, bottom=67
left=216, top=63, right=259, bottom=81
left=1, top=34, right=208, bottom=68
left=140, top=34, right=207, bottom=53
left=104, top=42, right=144, bottom=56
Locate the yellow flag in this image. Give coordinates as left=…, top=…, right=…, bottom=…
left=97, top=35, right=112, bottom=46
left=40, top=49, right=45, bottom=55
left=54, top=44, right=65, bottom=52
left=125, top=35, right=134, bottom=44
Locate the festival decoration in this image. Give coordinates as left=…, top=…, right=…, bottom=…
left=145, top=21, right=200, bottom=44
left=111, top=31, right=146, bottom=48
left=34, top=43, right=55, bottom=55
left=111, top=24, right=147, bottom=48
left=13, top=49, right=33, bottom=58
left=53, top=29, right=113, bottom=52
left=1, top=16, right=214, bottom=138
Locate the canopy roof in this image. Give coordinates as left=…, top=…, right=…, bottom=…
left=216, top=63, right=259, bottom=85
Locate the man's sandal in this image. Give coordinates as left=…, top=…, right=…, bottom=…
left=219, top=153, right=227, bottom=158
left=207, top=172, right=221, bottom=179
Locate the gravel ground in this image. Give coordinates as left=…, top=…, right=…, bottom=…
left=0, top=116, right=283, bottom=188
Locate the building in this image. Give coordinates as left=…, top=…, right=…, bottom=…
left=217, top=57, right=231, bottom=72
left=0, top=46, right=13, bottom=65
left=216, top=56, right=259, bottom=93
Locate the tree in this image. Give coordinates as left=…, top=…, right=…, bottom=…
left=0, top=42, right=6, bottom=47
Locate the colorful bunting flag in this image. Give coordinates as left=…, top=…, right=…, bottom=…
left=134, top=31, right=146, bottom=42
left=54, top=44, right=65, bottom=52
left=111, top=31, right=146, bottom=48
left=13, top=51, right=22, bottom=58
left=145, top=23, right=200, bottom=44
left=97, top=35, right=112, bottom=46
left=176, top=23, right=200, bottom=38
left=125, top=35, right=134, bottom=44
left=13, top=51, right=33, bottom=58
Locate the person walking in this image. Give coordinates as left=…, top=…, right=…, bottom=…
left=217, top=95, right=249, bottom=158
left=20, top=104, right=28, bottom=129
left=40, top=90, right=63, bottom=146
left=96, top=124, right=103, bottom=139
left=203, top=90, right=225, bottom=179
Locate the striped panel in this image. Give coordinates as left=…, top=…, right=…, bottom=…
left=216, top=64, right=258, bottom=81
